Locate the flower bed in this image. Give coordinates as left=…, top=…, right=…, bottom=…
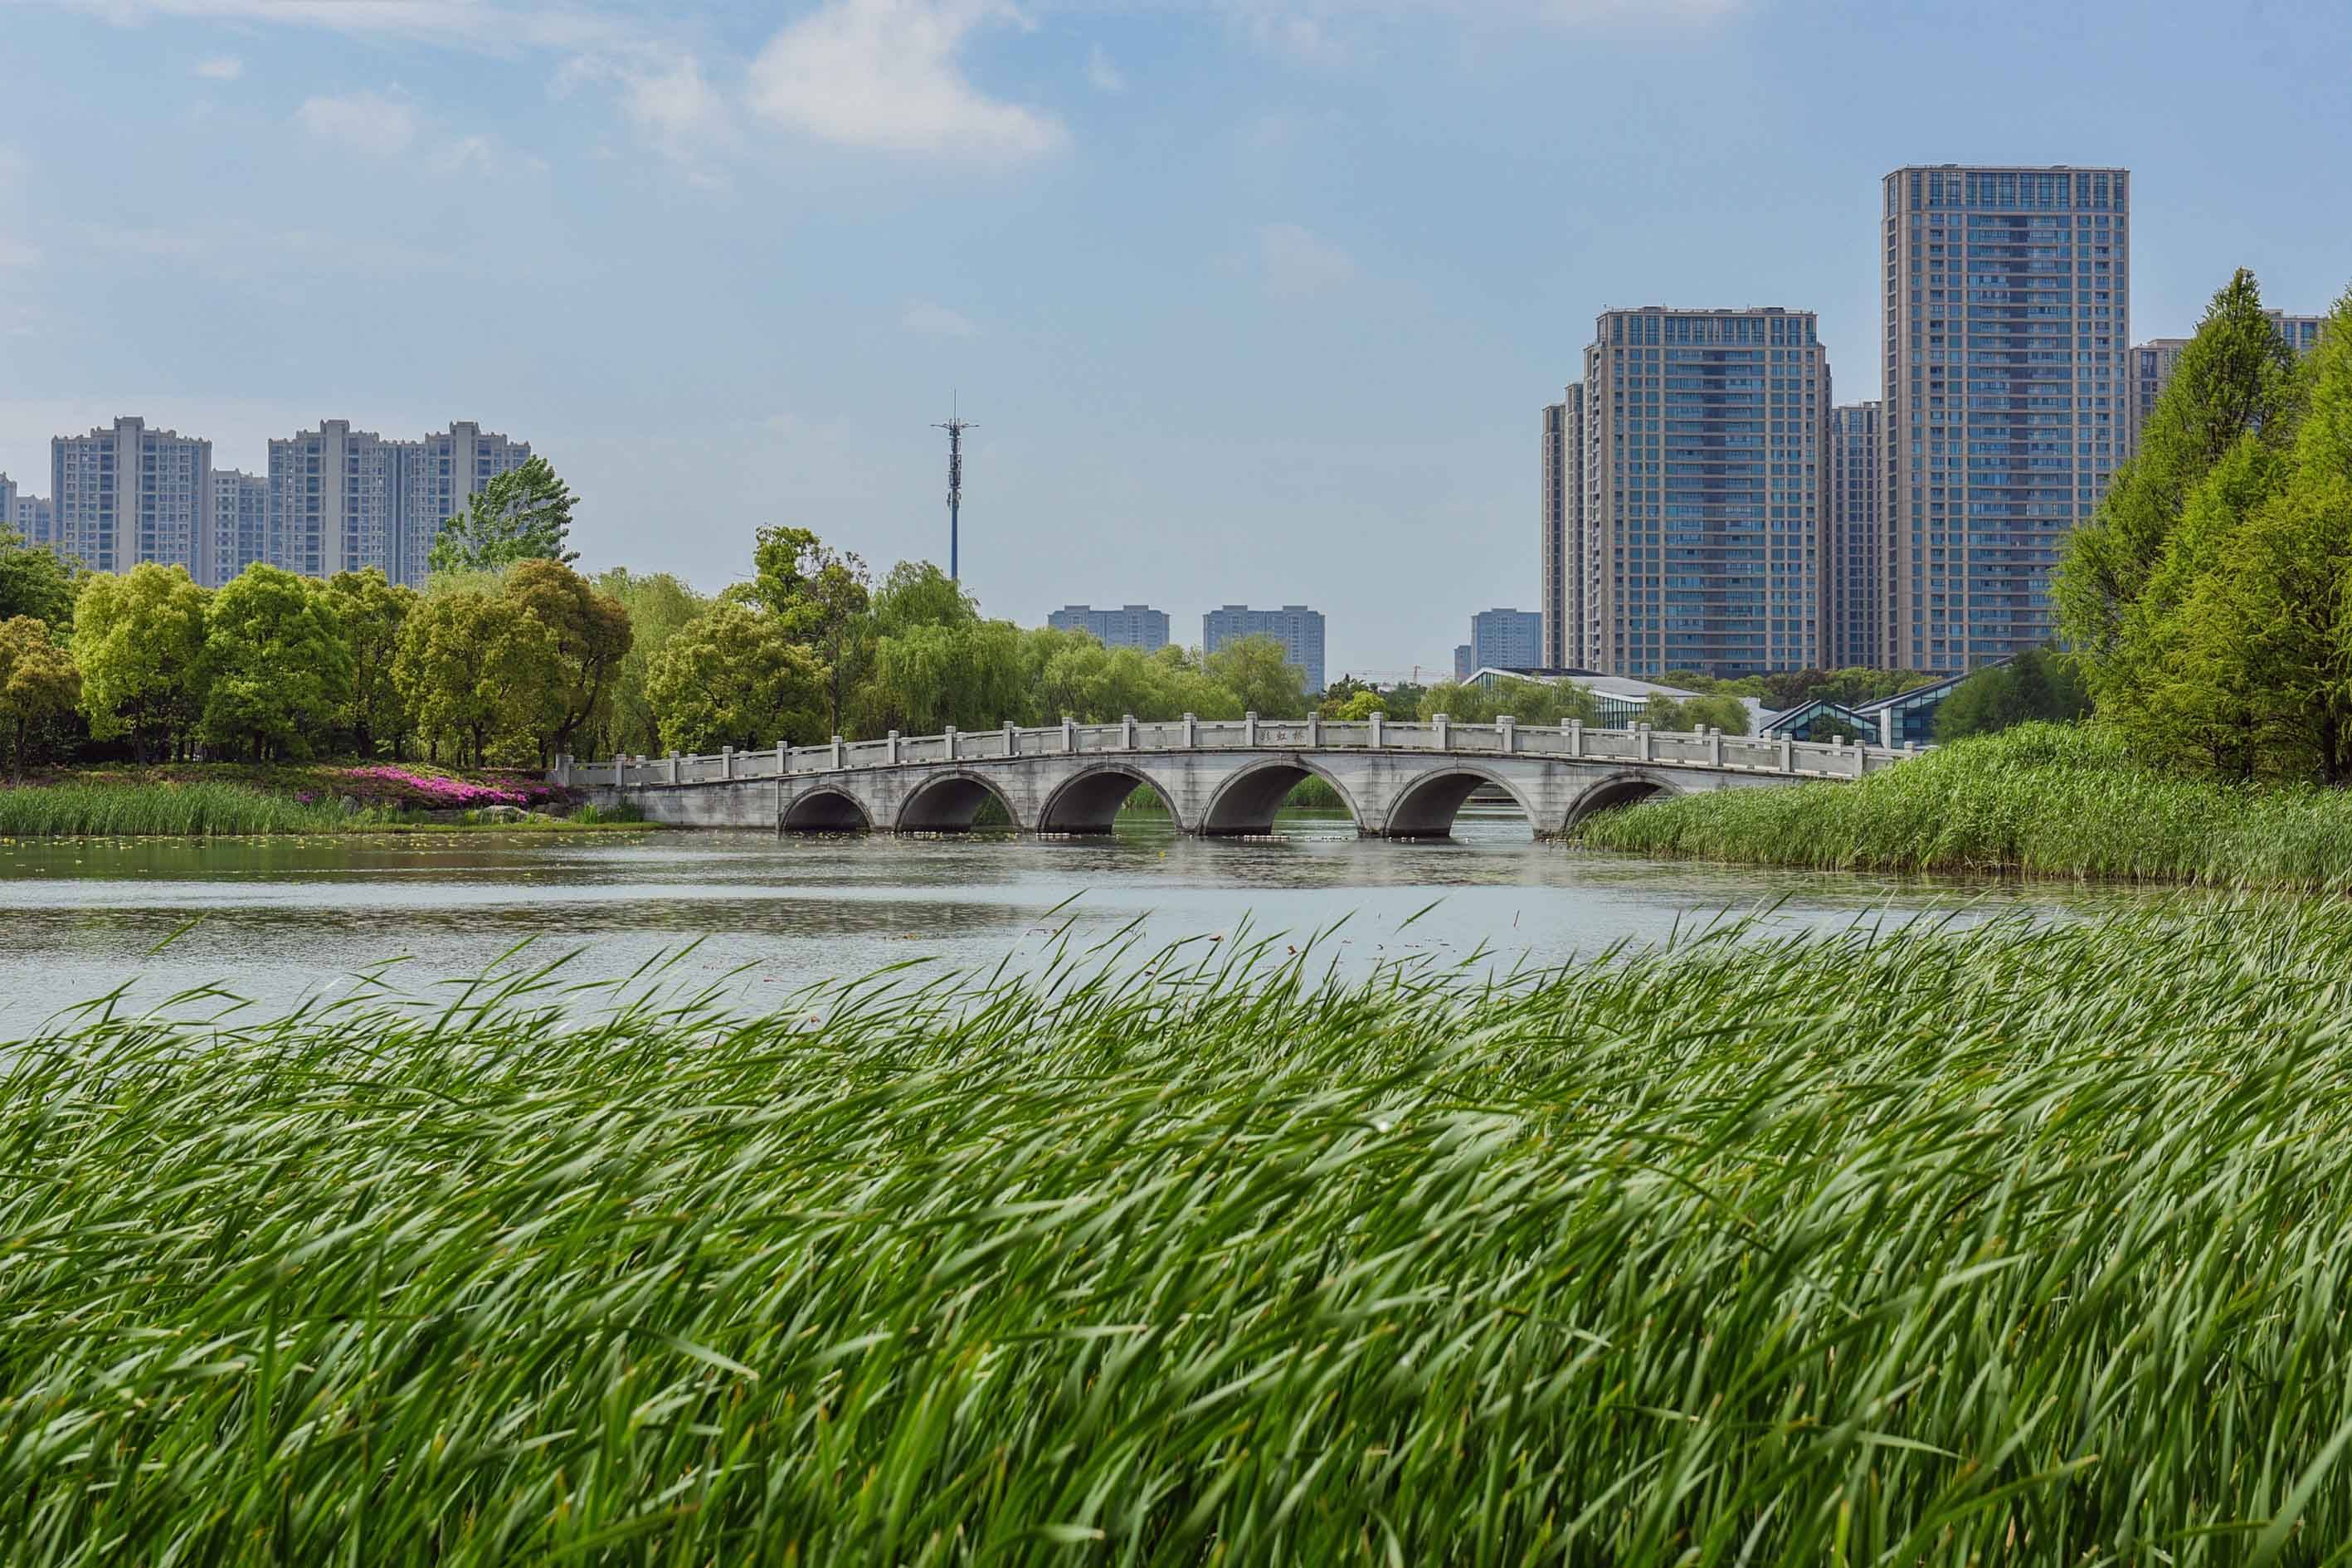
left=339, top=766, right=553, bottom=812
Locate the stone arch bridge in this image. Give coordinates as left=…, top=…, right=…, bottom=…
left=557, top=714, right=1918, bottom=840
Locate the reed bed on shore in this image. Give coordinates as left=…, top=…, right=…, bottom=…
left=0, top=778, right=351, bottom=837
left=7, top=901, right=2352, bottom=1561
left=1574, top=720, right=2352, bottom=890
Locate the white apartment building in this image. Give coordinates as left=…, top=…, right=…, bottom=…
left=51, top=417, right=214, bottom=579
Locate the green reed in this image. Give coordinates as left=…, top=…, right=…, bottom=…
left=1574, top=720, right=2352, bottom=891
left=7, top=901, right=2352, bottom=1561
left=0, top=779, right=350, bottom=837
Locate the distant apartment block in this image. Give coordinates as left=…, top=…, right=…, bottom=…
left=391, top=421, right=533, bottom=587
left=212, top=469, right=270, bottom=585
left=1580, top=305, right=1827, bottom=679
left=1468, top=607, right=1542, bottom=672
left=1453, top=644, right=1473, bottom=681
left=1047, top=603, right=1170, bottom=652
left=1203, top=604, right=1326, bottom=694
left=1884, top=165, right=2128, bottom=672
left=2130, top=312, right=2329, bottom=451
left=1538, top=392, right=1585, bottom=667
left=270, top=419, right=533, bottom=586
left=51, top=417, right=214, bottom=579
left=1827, top=402, right=1882, bottom=670
left=15, top=490, right=52, bottom=548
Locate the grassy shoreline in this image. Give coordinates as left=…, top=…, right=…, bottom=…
left=0, top=767, right=652, bottom=837
left=9, top=903, right=2352, bottom=1558
left=1574, top=721, right=2352, bottom=892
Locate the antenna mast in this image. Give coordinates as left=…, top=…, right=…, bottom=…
left=933, top=398, right=976, bottom=582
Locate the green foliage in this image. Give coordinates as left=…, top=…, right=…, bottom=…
left=71, top=563, right=210, bottom=762
left=22, top=903, right=2352, bottom=1555
left=592, top=569, right=707, bottom=758
left=1026, top=633, right=1238, bottom=725
left=2057, top=268, right=2306, bottom=667
left=1203, top=634, right=1308, bottom=718
left=2061, top=278, right=2352, bottom=784
left=1324, top=689, right=1385, bottom=721
left=0, top=527, right=78, bottom=630
left=749, top=527, right=873, bottom=733
left=0, top=778, right=344, bottom=835
left=1575, top=720, right=2352, bottom=890
left=392, top=591, right=562, bottom=767
left=198, top=567, right=355, bottom=762
left=871, top=560, right=976, bottom=636
left=0, top=616, right=79, bottom=783
left=322, top=569, right=417, bottom=758
left=425, top=455, right=579, bottom=575
left=864, top=618, right=1029, bottom=735
left=1313, top=674, right=1378, bottom=716
left=1935, top=647, right=2090, bottom=743
left=1417, top=676, right=1598, bottom=727
left=645, top=600, right=827, bottom=755
left=504, top=558, right=631, bottom=759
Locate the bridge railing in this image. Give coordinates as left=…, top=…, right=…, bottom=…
left=558, top=713, right=1922, bottom=790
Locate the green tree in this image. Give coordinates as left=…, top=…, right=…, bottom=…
left=871, top=560, right=975, bottom=637
left=1417, top=676, right=1598, bottom=727
left=1204, top=635, right=1308, bottom=718
left=865, top=619, right=1029, bottom=734
left=0, top=616, right=79, bottom=784
left=200, top=567, right=355, bottom=761
left=1934, top=648, right=2091, bottom=743
left=426, top=456, right=580, bottom=575
left=323, top=569, right=418, bottom=757
left=2056, top=269, right=2304, bottom=679
left=394, top=592, right=560, bottom=766
left=645, top=601, right=827, bottom=755
left=1327, top=689, right=1385, bottom=721
left=0, top=529, right=77, bottom=629
left=504, top=559, right=631, bottom=762
left=747, top=528, right=873, bottom=734
left=1682, top=693, right=1752, bottom=736
left=71, top=563, right=210, bottom=762
left=593, top=569, right=707, bottom=757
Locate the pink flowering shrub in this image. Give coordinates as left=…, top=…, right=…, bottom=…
left=340, top=766, right=546, bottom=811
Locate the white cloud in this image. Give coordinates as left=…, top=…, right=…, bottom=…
left=747, top=0, right=1065, bottom=164
left=296, top=90, right=418, bottom=156
left=1258, top=222, right=1356, bottom=296
left=194, top=54, right=244, bottom=80
left=902, top=299, right=977, bottom=337
left=1084, top=43, right=1126, bottom=94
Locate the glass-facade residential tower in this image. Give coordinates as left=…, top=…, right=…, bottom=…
left=1882, top=166, right=2129, bottom=671
left=1580, top=305, right=1827, bottom=679
left=1827, top=402, right=1882, bottom=669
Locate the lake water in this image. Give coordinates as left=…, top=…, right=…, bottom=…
left=0, top=811, right=2134, bottom=1027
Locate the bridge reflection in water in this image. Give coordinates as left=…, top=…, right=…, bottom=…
left=555, top=714, right=1921, bottom=840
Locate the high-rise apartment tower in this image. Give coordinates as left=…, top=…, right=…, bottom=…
left=1827, top=402, right=1882, bottom=669
left=1882, top=165, right=2129, bottom=671
left=1579, top=306, right=1827, bottom=679
left=51, top=417, right=214, bottom=579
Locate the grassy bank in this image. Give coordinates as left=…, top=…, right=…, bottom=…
left=0, top=766, right=646, bottom=836
left=12, top=903, right=2352, bottom=1559
left=1575, top=720, right=2352, bottom=890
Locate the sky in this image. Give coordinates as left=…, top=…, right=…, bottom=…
left=2, top=0, right=2349, bottom=678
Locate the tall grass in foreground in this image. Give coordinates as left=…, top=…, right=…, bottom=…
left=12, top=904, right=2352, bottom=1561
left=1576, top=720, right=2352, bottom=889
left=0, top=779, right=348, bottom=836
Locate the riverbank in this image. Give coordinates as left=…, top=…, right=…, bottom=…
left=0, top=764, right=649, bottom=836
left=4, top=898, right=2349, bottom=1557
left=1573, top=721, right=2352, bottom=891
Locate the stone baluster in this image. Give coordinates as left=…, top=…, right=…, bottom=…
left=1708, top=726, right=1722, bottom=767
left=1004, top=720, right=1018, bottom=757
left=1434, top=713, right=1451, bottom=751
left=1780, top=733, right=1794, bottom=772
left=1244, top=710, right=1258, bottom=747
left=944, top=726, right=958, bottom=762
left=1567, top=718, right=1582, bottom=759
left=831, top=735, right=844, bottom=770
left=721, top=745, right=734, bottom=781
left=1369, top=711, right=1384, bottom=748
left=668, top=751, right=680, bottom=786
left=1122, top=713, right=1137, bottom=750
left=1639, top=723, right=1653, bottom=763
left=1183, top=712, right=1197, bottom=748
left=1498, top=714, right=1516, bottom=754
left=887, top=730, right=901, bottom=765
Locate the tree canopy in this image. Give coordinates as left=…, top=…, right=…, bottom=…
left=426, top=456, right=580, bottom=575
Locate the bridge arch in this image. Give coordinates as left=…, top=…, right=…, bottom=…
left=895, top=770, right=1025, bottom=834
left=1560, top=770, right=1683, bottom=835
left=1036, top=762, right=1185, bottom=835
left=1379, top=763, right=1539, bottom=840
left=1198, top=757, right=1364, bottom=837
left=780, top=786, right=873, bottom=833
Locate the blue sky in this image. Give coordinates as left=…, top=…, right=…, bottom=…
left=2, top=0, right=2348, bottom=676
